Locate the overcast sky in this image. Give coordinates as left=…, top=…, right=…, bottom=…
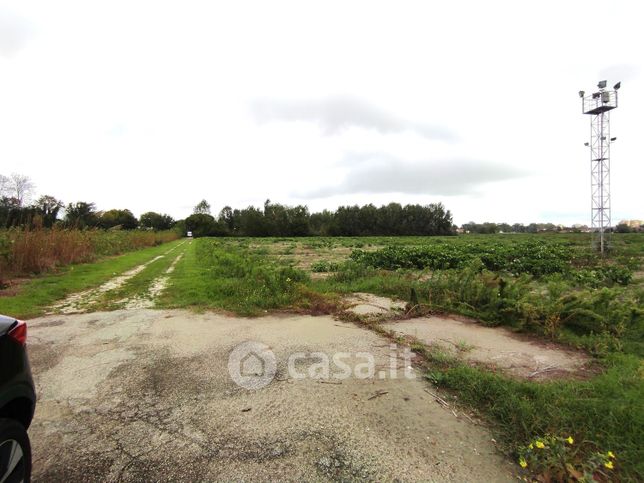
left=0, top=0, right=642, bottom=225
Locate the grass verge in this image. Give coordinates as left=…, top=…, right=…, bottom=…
left=0, top=239, right=185, bottom=319
left=424, top=349, right=643, bottom=481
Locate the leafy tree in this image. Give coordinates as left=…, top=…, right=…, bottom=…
left=33, top=195, right=64, bottom=228
left=287, top=205, right=310, bottom=236
left=64, top=202, right=99, bottom=228
left=98, top=209, right=139, bottom=230
left=264, top=200, right=290, bottom=236
left=184, top=213, right=226, bottom=237
left=238, top=206, right=269, bottom=236
left=0, top=196, right=24, bottom=228
left=218, top=206, right=235, bottom=233
left=193, top=199, right=211, bottom=215
left=140, top=212, right=175, bottom=230
left=309, top=210, right=335, bottom=236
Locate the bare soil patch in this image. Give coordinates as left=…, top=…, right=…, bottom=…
left=255, top=241, right=354, bottom=271
left=0, top=277, right=30, bottom=297
left=383, top=315, right=591, bottom=380
left=343, top=292, right=407, bottom=316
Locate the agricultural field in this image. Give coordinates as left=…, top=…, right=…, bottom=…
left=4, top=232, right=643, bottom=480
left=157, top=233, right=643, bottom=480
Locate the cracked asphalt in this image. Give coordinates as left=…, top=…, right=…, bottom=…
left=27, top=309, right=518, bottom=482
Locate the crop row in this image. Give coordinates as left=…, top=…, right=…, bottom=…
left=350, top=241, right=630, bottom=283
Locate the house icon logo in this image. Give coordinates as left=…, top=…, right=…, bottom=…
left=228, top=341, right=276, bottom=390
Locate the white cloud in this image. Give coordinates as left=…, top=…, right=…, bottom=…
left=0, top=6, right=33, bottom=57
left=0, top=0, right=642, bottom=225
left=299, top=152, right=526, bottom=197
left=251, top=97, right=456, bottom=141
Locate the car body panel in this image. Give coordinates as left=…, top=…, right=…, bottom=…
left=0, top=315, right=36, bottom=429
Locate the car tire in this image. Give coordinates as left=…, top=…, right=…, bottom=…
left=0, top=418, right=31, bottom=483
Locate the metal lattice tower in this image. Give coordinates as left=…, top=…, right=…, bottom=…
left=579, top=80, right=620, bottom=255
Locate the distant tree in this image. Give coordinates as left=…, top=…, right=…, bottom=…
left=33, top=195, right=64, bottom=228
left=218, top=206, right=235, bottom=233
left=98, top=209, right=138, bottom=230
left=0, top=196, right=22, bottom=228
left=264, top=200, right=289, bottom=236
left=309, top=210, right=335, bottom=236
left=166, top=200, right=458, bottom=236
left=64, top=202, right=99, bottom=228
left=615, top=223, right=632, bottom=233
left=0, top=174, right=9, bottom=197
left=184, top=213, right=226, bottom=237
left=6, top=173, right=35, bottom=206
left=238, top=206, right=269, bottom=236
left=462, top=222, right=498, bottom=234
left=140, top=212, right=175, bottom=231
left=287, top=205, right=310, bottom=236
left=194, top=199, right=211, bottom=215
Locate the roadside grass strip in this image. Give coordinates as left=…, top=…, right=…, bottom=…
left=0, top=239, right=185, bottom=319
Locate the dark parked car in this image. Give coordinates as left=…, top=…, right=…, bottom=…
left=0, top=314, right=36, bottom=483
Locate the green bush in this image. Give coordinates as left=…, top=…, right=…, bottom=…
left=311, top=260, right=340, bottom=272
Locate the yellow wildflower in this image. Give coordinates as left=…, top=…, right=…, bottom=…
left=607, top=451, right=615, bottom=459
left=566, top=436, right=574, bottom=445
left=519, top=458, right=528, bottom=468
left=535, top=441, right=545, bottom=449
left=604, top=461, right=614, bottom=470
left=528, top=443, right=533, bottom=450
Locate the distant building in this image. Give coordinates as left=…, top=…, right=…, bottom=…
left=618, top=219, right=643, bottom=229
left=572, top=224, right=591, bottom=232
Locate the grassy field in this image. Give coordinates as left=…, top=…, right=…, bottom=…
left=158, top=233, right=643, bottom=481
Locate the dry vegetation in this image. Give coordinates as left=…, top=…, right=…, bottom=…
left=0, top=228, right=179, bottom=285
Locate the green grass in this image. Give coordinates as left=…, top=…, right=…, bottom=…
left=0, top=239, right=185, bottom=318
left=429, top=353, right=643, bottom=480
left=158, top=238, right=310, bottom=315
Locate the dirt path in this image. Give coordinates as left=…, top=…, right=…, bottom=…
left=122, top=251, right=185, bottom=310
left=49, top=241, right=187, bottom=314
left=27, top=309, right=518, bottom=482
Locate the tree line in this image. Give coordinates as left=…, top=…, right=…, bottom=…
left=2, top=173, right=455, bottom=236
left=1, top=173, right=175, bottom=231
left=12, top=172, right=624, bottom=237
left=184, top=199, right=454, bottom=237
left=460, top=221, right=643, bottom=234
